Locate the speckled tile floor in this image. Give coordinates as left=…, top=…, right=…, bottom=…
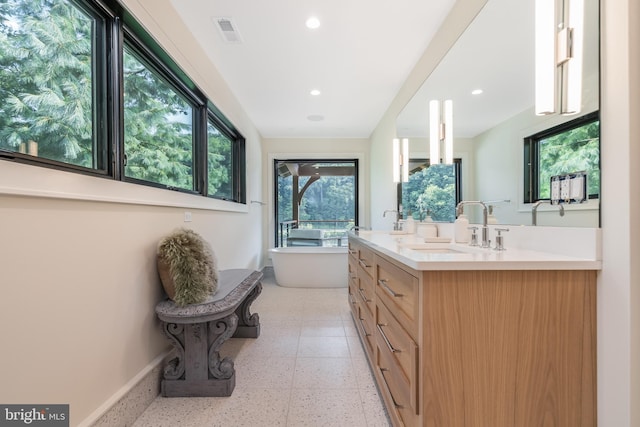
left=132, top=269, right=390, bottom=427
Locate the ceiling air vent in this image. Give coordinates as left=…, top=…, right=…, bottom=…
left=214, top=17, right=242, bottom=43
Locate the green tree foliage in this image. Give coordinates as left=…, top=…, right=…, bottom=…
left=538, top=120, right=600, bottom=199
left=122, top=48, right=193, bottom=189
left=207, top=125, right=232, bottom=198
left=0, top=0, right=93, bottom=165
left=297, top=175, right=355, bottom=226
left=277, top=174, right=293, bottom=224
left=401, top=164, right=456, bottom=222
left=276, top=161, right=356, bottom=242
left=0, top=0, right=232, bottom=195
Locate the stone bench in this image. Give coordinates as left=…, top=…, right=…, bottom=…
left=155, top=269, right=262, bottom=397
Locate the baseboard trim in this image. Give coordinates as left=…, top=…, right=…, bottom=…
left=78, top=350, right=172, bottom=427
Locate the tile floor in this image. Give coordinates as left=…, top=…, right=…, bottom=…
left=132, top=269, right=391, bottom=427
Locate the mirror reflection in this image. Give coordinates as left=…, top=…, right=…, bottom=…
left=396, top=0, right=600, bottom=227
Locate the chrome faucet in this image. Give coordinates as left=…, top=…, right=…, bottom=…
left=531, top=200, right=565, bottom=226
left=456, top=201, right=489, bottom=248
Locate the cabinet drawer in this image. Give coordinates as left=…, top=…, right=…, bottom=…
left=348, top=281, right=358, bottom=316
left=357, top=270, right=375, bottom=317
left=354, top=304, right=375, bottom=357
left=348, top=242, right=359, bottom=263
left=357, top=245, right=375, bottom=279
left=376, top=341, right=420, bottom=427
left=348, top=258, right=358, bottom=286
left=376, top=256, right=420, bottom=339
left=376, top=300, right=419, bottom=413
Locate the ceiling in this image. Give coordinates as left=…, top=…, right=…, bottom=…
left=396, top=0, right=600, bottom=139
left=396, top=0, right=534, bottom=139
left=169, top=0, right=457, bottom=139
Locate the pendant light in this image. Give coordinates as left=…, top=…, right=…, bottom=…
left=429, top=99, right=454, bottom=165
left=392, top=138, right=409, bottom=183
left=535, top=0, right=584, bottom=116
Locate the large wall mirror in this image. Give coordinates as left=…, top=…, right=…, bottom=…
left=396, top=0, right=600, bottom=227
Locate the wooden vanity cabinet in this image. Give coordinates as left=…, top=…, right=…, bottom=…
left=348, top=237, right=597, bottom=427
left=421, top=269, right=596, bottom=427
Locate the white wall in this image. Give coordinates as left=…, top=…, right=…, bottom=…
left=473, top=107, right=600, bottom=227
left=0, top=0, right=264, bottom=425
left=599, top=0, right=640, bottom=425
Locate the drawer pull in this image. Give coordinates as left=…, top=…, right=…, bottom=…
left=358, top=317, right=371, bottom=337
left=379, top=367, right=405, bottom=410
left=377, top=323, right=400, bottom=353
left=358, top=259, right=371, bottom=268
left=348, top=249, right=357, bottom=255
left=378, top=279, right=403, bottom=298
left=358, top=287, right=371, bottom=303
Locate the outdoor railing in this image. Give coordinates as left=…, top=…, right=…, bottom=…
left=278, top=219, right=354, bottom=247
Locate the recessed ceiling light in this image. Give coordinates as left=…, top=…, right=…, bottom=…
left=310, top=89, right=321, bottom=96
left=471, top=89, right=483, bottom=95
left=306, top=16, right=320, bottom=29
left=307, top=114, right=324, bottom=122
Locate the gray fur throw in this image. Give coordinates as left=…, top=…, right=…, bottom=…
left=157, top=228, right=219, bottom=306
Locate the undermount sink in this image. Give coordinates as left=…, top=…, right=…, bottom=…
left=398, top=243, right=466, bottom=254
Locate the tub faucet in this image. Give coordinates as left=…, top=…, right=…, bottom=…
left=531, top=200, right=565, bottom=226
left=456, top=201, right=489, bottom=248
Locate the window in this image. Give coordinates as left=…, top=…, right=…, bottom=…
left=207, top=119, right=233, bottom=200
left=524, top=112, right=600, bottom=203
left=398, top=159, right=462, bottom=222
left=0, top=0, right=107, bottom=172
left=0, top=0, right=246, bottom=205
left=275, top=160, right=357, bottom=247
left=123, top=45, right=194, bottom=191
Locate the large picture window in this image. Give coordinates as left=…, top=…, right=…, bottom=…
left=524, top=112, right=600, bottom=203
left=0, top=0, right=246, bottom=205
left=275, top=160, right=357, bottom=247
left=0, top=0, right=105, bottom=171
left=123, top=46, right=194, bottom=191
left=207, top=119, right=233, bottom=200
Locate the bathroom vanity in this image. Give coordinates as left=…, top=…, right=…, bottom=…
left=348, top=230, right=600, bottom=427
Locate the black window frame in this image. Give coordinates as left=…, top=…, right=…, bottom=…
left=0, top=0, right=115, bottom=177
left=120, top=28, right=202, bottom=194
left=0, top=0, right=247, bottom=205
left=206, top=108, right=246, bottom=203
left=523, top=111, right=600, bottom=204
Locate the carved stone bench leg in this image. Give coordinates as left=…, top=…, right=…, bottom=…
left=233, top=280, right=262, bottom=338
left=161, top=313, right=238, bottom=397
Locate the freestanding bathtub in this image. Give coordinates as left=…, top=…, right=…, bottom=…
left=268, top=246, right=348, bottom=288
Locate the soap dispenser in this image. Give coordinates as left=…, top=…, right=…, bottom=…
left=454, top=209, right=470, bottom=243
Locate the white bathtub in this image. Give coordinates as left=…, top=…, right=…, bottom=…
left=268, top=246, right=348, bottom=288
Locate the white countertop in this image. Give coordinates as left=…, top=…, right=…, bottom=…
left=350, top=230, right=602, bottom=271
